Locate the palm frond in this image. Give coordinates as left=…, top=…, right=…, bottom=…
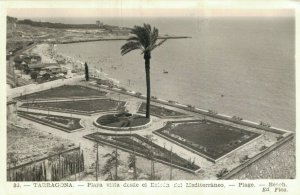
left=121, top=41, right=142, bottom=56
left=131, top=25, right=149, bottom=48
left=149, top=27, right=159, bottom=49
left=127, top=36, right=140, bottom=42
left=149, top=38, right=167, bottom=51
left=121, top=23, right=166, bottom=56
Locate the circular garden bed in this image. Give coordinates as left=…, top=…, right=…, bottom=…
left=94, top=113, right=152, bottom=131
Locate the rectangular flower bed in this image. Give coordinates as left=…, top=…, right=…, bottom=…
left=20, top=99, right=126, bottom=115
left=154, top=120, right=261, bottom=162
left=16, top=85, right=107, bottom=100
left=17, top=111, right=83, bottom=133
left=84, top=132, right=200, bottom=173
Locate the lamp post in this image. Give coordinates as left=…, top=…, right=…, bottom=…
left=95, top=142, right=99, bottom=181
left=130, top=128, right=137, bottom=180
left=170, top=146, right=173, bottom=180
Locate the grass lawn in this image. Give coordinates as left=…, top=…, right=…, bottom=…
left=84, top=132, right=200, bottom=172
left=96, top=114, right=150, bottom=128
left=155, top=120, right=261, bottom=160
left=138, top=102, right=188, bottom=118
left=21, top=99, right=126, bottom=113
left=17, top=85, right=107, bottom=100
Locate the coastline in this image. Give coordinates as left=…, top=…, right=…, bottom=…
left=58, top=36, right=192, bottom=44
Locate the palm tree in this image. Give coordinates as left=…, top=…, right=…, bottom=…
left=121, top=24, right=166, bottom=118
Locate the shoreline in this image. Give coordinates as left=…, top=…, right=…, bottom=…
left=57, top=36, right=192, bottom=44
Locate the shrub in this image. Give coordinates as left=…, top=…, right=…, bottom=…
left=42, top=73, right=51, bottom=81
left=67, top=120, right=75, bottom=129
left=168, top=100, right=176, bottom=104
left=239, top=155, right=249, bottom=163
left=232, top=116, right=243, bottom=121
left=259, top=121, right=271, bottom=127
left=187, top=105, right=195, bottom=110
left=183, top=158, right=196, bottom=169
left=216, top=168, right=229, bottom=178
left=135, top=92, right=142, bottom=97
left=119, top=87, right=127, bottom=92
left=208, top=110, right=217, bottom=115
left=259, top=145, right=268, bottom=151
left=30, top=71, right=38, bottom=81
left=24, top=69, right=31, bottom=74
left=277, top=135, right=284, bottom=141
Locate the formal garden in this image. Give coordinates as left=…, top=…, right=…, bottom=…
left=84, top=132, right=200, bottom=173
left=20, top=99, right=126, bottom=115
left=17, top=111, right=83, bottom=132
left=16, top=85, right=107, bottom=100
left=137, top=102, right=189, bottom=118
left=154, top=120, right=261, bottom=162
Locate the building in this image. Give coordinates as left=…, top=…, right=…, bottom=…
left=14, top=53, right=42, bottom=70
left=96, top=20, right=103, bottom=28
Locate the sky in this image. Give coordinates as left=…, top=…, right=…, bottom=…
left=5, top=0, right=296, bottom=18
left=7, top=8, right=294, bottom=18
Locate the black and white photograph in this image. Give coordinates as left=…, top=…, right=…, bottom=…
left=1, top=0, right=299, bottom=194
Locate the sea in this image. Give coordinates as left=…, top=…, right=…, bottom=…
left=47, top=17, right=295, bottom=131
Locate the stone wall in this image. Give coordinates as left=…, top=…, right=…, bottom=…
left=229, top=139, right=295, bottom=179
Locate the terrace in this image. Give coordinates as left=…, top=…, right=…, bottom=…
left=9, top=82, right=294, bottom=180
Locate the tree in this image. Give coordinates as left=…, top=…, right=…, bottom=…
left=30, top=71, right=38, bottom=81
left=84, top=62, right=89, bottom=81
left=145, top=134, right=157, bottom=180
left=101, top=150, right=120, bottom=180
left=127, top=153, right=137, bottom=179
left=42, top=73, right=51, bottom=81
left=121, top=24, right=167, bottom=118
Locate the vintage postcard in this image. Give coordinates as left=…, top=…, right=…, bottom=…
left=0, top=0, right=299, bottom=194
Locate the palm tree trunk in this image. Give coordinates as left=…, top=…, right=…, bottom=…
left=145, top=57, right=151, bottom=118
